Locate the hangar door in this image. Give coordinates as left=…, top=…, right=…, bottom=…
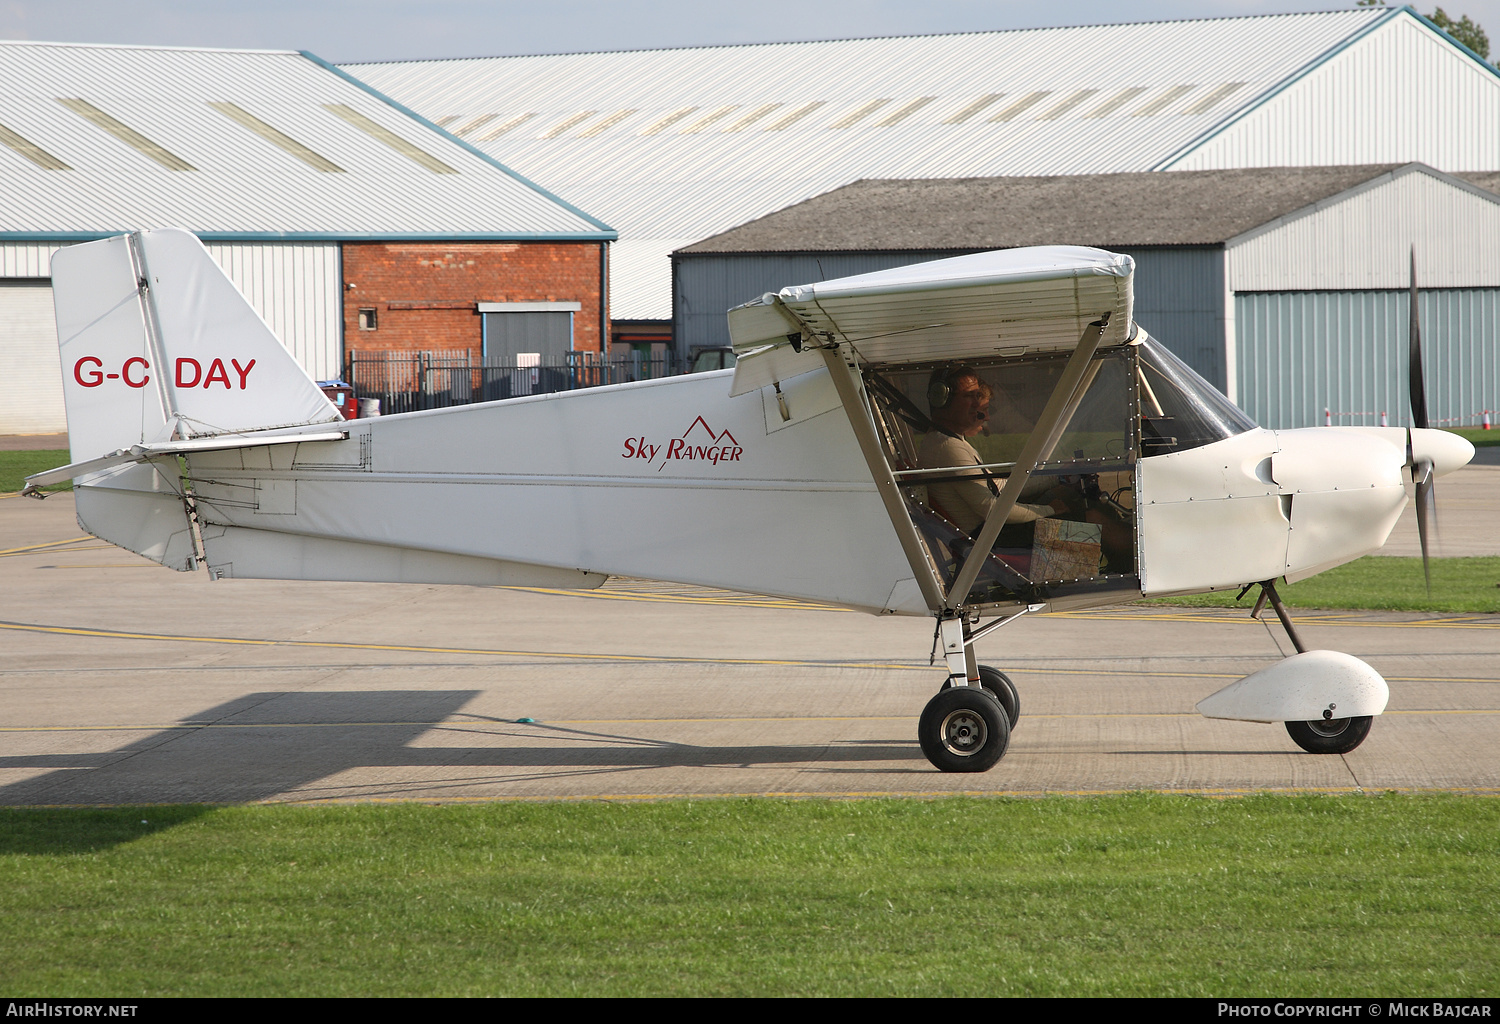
left=0, top=279, right=65, bottom=435
left=479, top=301, right=581, bottom=365
left=1235, top=289, right=1500, bottom=430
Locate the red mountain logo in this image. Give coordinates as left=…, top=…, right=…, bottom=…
left=621, top=416, right=744, bottom=470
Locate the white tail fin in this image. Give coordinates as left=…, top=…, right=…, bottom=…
left=48, top=228, right=342, bottom=570
left=53, top=228, right=340, bottom=464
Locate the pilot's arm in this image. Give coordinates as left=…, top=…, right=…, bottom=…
left=920, top=432, right=1053, bottom=535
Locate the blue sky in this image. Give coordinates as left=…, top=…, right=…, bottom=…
left=1, top=1, right=1496, bottom=63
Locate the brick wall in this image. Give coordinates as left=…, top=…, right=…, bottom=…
left=342, top=241, right=606, bottom=358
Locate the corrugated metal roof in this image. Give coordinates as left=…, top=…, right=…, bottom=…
left=679, top=166, right=1420, bottom=252
left=345, top=10, right=1396, bottom=319
left=0, top=40, right=614, bottom=240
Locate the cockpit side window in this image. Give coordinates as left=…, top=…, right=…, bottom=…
left=1136, top=336, right=1257, bottom=455
left=864, top=351, right=1139, bottom=605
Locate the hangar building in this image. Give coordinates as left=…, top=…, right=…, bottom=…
left=675, top=165, right=1500, bottom=430
left=0, top=40, right=614, bottom=435
left=346, top=7, right=1500, bottom=357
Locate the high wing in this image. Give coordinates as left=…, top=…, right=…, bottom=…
left=727, top=245, right=1135, bottom=396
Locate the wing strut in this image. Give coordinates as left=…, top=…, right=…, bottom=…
left=819, top=344, right=947, bottom=613
left=945, top=315, right=1110, bottom=609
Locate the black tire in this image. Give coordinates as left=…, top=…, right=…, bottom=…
left=943, top=666, right=1020, bottom=729
left=977, top=665, right=1020, bottom=728
left=918, top=686, right=1010, bottom=773
left=1285, top=716, right=1373, bottom=754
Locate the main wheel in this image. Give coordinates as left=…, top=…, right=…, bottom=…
left=943, top=666, right=1020, bottom=728
left=919, top=686, right=1010, bottom=773
left=977, top=665, right=1020, bottom=728
left=1285, top=716, right=1373, bottom=754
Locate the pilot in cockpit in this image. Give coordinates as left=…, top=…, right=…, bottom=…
left=917, top=365, right=1063, bottom=541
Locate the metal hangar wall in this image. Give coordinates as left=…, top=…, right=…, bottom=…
left=673, top=166, right=1500, bottom=430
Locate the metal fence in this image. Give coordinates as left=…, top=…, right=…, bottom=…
left=346, top=349, right=678, bottom=416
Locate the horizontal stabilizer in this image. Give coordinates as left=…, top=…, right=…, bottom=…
left=23, top=430, right=348, bottom=493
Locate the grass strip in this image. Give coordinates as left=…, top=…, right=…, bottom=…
left=1, top=795, right=1496, bottom=997
left=1446, top=427, right=1500, bottom=448
left=1146, top=556, right=1500, bottom=614
left=0, top=449, right=70, bottom=493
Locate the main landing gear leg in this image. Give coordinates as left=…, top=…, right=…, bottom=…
left=1251, top=580, right=1373, bottom=755
left=918, top=610, right=1032, bottom=772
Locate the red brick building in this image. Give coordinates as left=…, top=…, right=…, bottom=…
left=342, top=241, right=609, bottom=360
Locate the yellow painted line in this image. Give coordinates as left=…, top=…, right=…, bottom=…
left=0, top=619, right=928, bottom=670
left=1057, top=610, right=1500, bottom=630
left=506, top=584, right=845, bottom=611
left=38, top=564, right=161, bottom=569
left=0, top=536, right=93, bottom=557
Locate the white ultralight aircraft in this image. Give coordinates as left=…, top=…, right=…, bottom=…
left=26, top=229, right=1474, bottom=772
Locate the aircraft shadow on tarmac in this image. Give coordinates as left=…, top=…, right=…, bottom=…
left=0, top=690, right=924, bottom=807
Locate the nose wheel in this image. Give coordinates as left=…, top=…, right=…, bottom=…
left=919, top=686, right=1010, bottom=772
left=1286, top=716, right=1373, bottom=754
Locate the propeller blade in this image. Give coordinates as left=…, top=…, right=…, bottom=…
left=1414, top=458, right=1435, bottom=594
left=1409, top=247, right=1429, bottom=430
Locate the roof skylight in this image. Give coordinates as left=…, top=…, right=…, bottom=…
left=323, top=103, right=457, bottom=173
left=763, top=101, right=825, bottom=130
left=540, top=111, right=598, bottom=139
left=452, top=113, right=499, bottom=136
left=989, top=91, right=1050, bottom=121
left=680, top=105, right=737, bottom=134
left=723, top=104, right=780, bottom=132
left=1086, top=87, right=1148, bottom=118
left=209, top=101, right=342, bottom=172
left=829, top=99, right=891, bottom=128
left=475, top=113, right=536, bottom=140
left=1183, top=83, right=1247, bottom=115
left=58, top=98, right=194, bottom=171
left=0, top=120, right=69, bottom=170
left=875, top=97, right=935, bottom=127
left=1133, top=85, right=1195, bottom=115
left=640, top=107, right=697, bottom=135
left=1036, top=89, right=1098, bottom=120
left=578, top=109, right=637, bottom=138
left=944, top=94, right=1004, bottom=124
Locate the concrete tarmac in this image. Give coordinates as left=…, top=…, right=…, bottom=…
left=2, top=487, right=1497, bottom=805
left=1380, top=464, right=1500, bottom=557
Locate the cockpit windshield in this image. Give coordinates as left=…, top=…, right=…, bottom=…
left=1136, top=335, right=1257, bottom=455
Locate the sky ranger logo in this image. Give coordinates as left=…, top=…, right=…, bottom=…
left=622, top=416, right=744, bottom=471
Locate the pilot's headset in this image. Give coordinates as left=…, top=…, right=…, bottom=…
left=927, top=364, right=979, bottom=412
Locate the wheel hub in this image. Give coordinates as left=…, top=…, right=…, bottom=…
left=1306, top=718, right=1351, bottom=738
left=940, top=709, right=988, bottom=756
